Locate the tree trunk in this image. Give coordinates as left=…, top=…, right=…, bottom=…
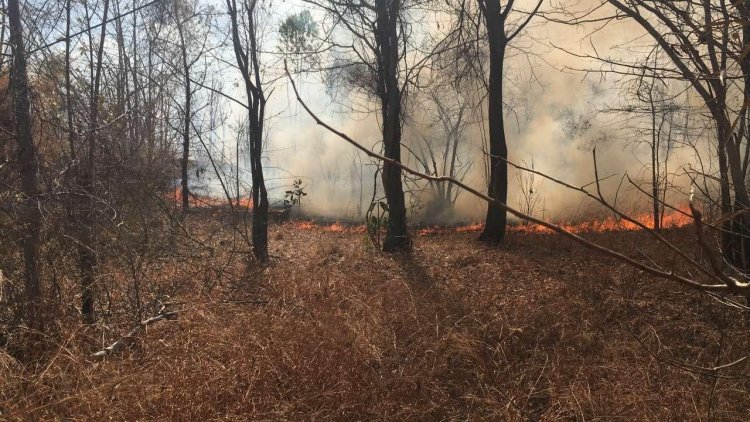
left=227, top=0, right=269, bottom=262
left=79, top=0, right=110, bottom=324
left=250, top=120, right=269, bottom=261
left=8, top=0, right=42, bottom=325
left=176, top=8, right=191, bottom=212
left=649, top=88, right=660, bottom=231
left=376, top=0, right=410, bottom=252
left=479, top=6, right=508, bottom=244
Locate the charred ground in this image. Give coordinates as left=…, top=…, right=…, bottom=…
left=2, top=217, right=749, bottom=420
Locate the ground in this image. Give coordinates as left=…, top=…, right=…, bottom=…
left=2, top=220, right=750, bottom=420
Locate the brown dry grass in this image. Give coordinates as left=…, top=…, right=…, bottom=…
left=2, top=218, right=750, bottom=420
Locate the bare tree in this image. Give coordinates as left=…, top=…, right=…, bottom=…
left=411, top=91, right=473, bottom=222
left=583, top=0, right=750, bottom=268
left=226, top=0, right=270, bottom=262
left=76, top=0, right=110, bottom=323
left=475, top=0, right=543, bottom=244
left=168, top=0, right=210, bottom=213
left=514, top=158, right=544, bottom=221
left=604, top=47, right=683, bottom=231
left=295, top=0, right=428, bottom=251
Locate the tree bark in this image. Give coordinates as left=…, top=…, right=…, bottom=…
left=175, top=6, right=191, bottom=212
left=648, top=86, right=660, bottom=231
left=227, top=0, right=269, bottom=262
left=479, top=2, right=508, bottom=244
left=377, top=0, right=410, bottom=252
left=8, top=0, right=42, bottom=325
left=79, top=0, right=110, bottom=324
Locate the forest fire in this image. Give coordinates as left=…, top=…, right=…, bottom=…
left=174, top=190, right=694, bottom=237
left=290, top=220, right=367, bottom=233
left=416, top=205, right=694, bottom=236
left=171, top=188, right=253, bottom=208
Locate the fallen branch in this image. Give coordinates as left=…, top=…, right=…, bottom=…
left=504, top=154, right=722, bottom=286
left=91, top=310, right=178, bottom=358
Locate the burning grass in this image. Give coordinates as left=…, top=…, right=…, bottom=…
left=2, top=217, right=750, bottom=420
left=418, top=205, right=694, bottom=236
left=171, top=188, right=254, bottom=209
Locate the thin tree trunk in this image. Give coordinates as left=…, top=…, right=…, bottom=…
left=0, top=0, right=7, bottom=76
left=649, top=87, right=660, bottom=231
left=176, top=9, right=191, bottom=212
left=79, top=0, right=110, bottom=324
left=65, top=0, right=75, bottom=157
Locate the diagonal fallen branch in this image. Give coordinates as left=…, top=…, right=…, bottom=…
left=504, top=155, right=726, bottom=286
left=91, top=310, right=178, bottom=358
left=284, top=61, right=748, bottom=296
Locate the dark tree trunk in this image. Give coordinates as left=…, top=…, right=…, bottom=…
left=376, top=0, right=410, bottom=252
left=250, top=121, right=269, bottom=260
left=176, top=9, right=191, bottom=212
left=714, top=102, right=750, bottom=272
left=649, top=88, right=660, bottom=231
left=8, top=0, right=42, bottom=325
left=651, top=143, right=660, bottom=231
left=479, top=4, right=508, bottom=244
left=79, top=0, right=110, bottom=324
left=227, top=0, right=269, bottom=262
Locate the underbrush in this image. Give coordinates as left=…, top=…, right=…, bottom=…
left=1, top=219, right=749, bottom=420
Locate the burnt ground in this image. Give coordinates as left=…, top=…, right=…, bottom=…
left=2, top=221, right=750, bottom=420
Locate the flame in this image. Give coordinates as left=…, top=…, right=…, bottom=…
left=290, top=221, right=367, bottom=233
left=294, top=221, right=317, bottom=230
left=279, top=206, right=695, bottom=236
left=511, top=205, right=693, bottom=234
left=456, top=223, right=484, bottom=233
left=171, top=188, right=253, bottom=209
left=419, top=206, right=694, bottom=236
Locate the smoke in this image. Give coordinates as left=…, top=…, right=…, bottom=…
left=254, top=2, right=705, bottom=225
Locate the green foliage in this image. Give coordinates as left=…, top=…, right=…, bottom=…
left=284, top=179, right=307, bottom=210
left=279, top=10, right=319, bottom=71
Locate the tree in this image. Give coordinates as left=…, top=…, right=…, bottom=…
left=596, top=0, right=750, bottom=268
left=166, top=0, right=210, bottom=213
left=475, top=0, right=543, bottom=244
left=279, top=10, right=319, bottom=72
left=411, top=91, right=473, bottom=222
left=175, top=0, right=193, bottom=212
left=601, top=47, right=684, bottom=231
left=75, top=0, right=110, bottom=324
left=298, top=0, right=423, bottom=251
left=631, top=59, right=680, bottom=231
left=7, top=0, right=42, bottom=326
left=226, top=0, right=270, bottom=262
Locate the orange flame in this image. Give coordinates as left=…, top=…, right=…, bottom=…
left=171, top=188, right=253, bottom=209
left=510, top=205, right=693, bottom=235
left=290, top=221, right=367, bottom=234
left=418, top=206, right=694, bottom=236
left=277, top=206, right=695, bottom=236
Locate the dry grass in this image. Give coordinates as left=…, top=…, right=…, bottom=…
left=2, top=218, right=750, bottom=420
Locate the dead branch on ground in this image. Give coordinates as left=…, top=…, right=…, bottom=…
left=91, top=309, right=178, bottom=358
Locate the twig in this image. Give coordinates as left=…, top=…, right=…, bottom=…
left=91, top=310, right=178, bottom=358
left=627, top=325, right=750, bottom=380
